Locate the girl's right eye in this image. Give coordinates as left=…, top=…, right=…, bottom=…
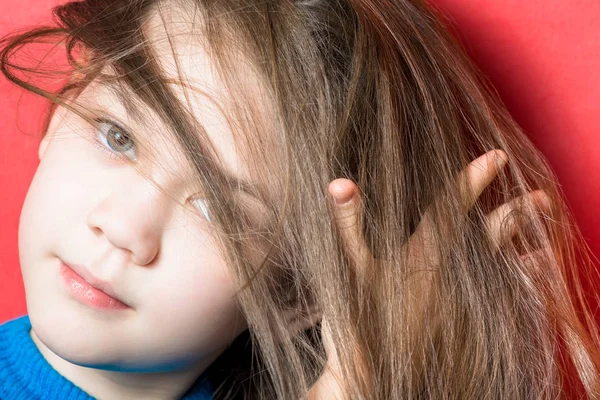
left=92, top=118, right=212, bottom=221
left=92, top=118, right=139, bottom=162
left=189, top=196, right=212, bottom=222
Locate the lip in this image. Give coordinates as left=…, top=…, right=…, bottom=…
left=60, top=260, right=131, bottom=310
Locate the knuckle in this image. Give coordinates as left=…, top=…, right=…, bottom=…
left=336, top=212, right=358, bottom=230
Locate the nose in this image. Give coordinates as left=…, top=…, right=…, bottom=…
left=86, top=176, right=175, bottom=266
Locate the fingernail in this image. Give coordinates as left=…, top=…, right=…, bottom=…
left=520, top=253, right=531, bottom=262
left=494, top=150, right=509, bottom=165
left=534, top=191, right=552, bottom=210
left=334, top=190, right=354, bottom=205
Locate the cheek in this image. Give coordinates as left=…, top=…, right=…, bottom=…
left=19, top=136, right=99, bottom=262
left=140, top=223, right=246, bottom=351
left=19, top=156, right=78, bottom=269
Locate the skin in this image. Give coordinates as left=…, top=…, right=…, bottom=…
left=310, top=150, right=552, bottom=399
left=19, top=8, right=262, bottom=400
left=17, top=3, right=551, bottom=399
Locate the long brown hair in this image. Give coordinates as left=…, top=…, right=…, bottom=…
left=3, top=0, right=600, bottom=398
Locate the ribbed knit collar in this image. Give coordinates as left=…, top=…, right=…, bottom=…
left=0, top=315, right=213, bottom=399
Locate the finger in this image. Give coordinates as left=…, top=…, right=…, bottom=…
left=521, top=246, right=553, bottom=263
left=458, top=149, right=509, bottom=215
left=328, top=179, right=373, bottom=270
left=520, top=246, right=556, bottom=273
left=484, top=190, right=552, bottom=251
left=307, top=316, right=346, bottom=400
left=518, top=245, right=560, bottom=286
left=416, top=149, right=509, bottom=237
left=285, top=305, right=324, bottom=337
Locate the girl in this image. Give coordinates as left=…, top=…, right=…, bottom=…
left=1, top=0, right=599, bottom=398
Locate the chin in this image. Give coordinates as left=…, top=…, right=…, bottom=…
left=28, top=304, right=116, bottom=365
left=28, top=308, right=194, bottom=373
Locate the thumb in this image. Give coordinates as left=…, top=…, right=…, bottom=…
left=307, top=317, right=347, bottom=400
left=328, top=179, right=372, bottom=271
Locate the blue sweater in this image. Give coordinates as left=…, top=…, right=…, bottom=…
left=0, top=315, right=213, bottom=399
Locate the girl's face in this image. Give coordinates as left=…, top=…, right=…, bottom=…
left=17, top=7, right=264, bottom=390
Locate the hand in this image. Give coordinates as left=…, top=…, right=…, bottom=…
left=307, top=149, right=552, bottom=399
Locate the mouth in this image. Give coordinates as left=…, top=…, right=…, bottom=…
left=59, top=260, right=132, bottom=311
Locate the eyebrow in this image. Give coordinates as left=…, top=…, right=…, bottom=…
left=98, top=80, right=266, bottom=203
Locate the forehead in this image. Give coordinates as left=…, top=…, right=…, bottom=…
left=139, top=4, right=268, bottom=186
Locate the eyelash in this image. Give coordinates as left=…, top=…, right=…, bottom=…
left=90, top=117, right=212, bottom=221
left=92, top=118, right=138, bottom=162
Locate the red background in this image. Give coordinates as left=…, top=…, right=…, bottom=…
left=2, top=0, right=600, bottom=323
